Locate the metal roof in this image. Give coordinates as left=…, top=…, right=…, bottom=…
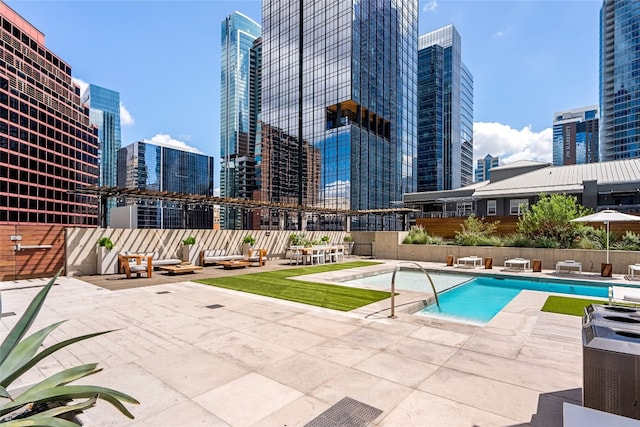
left=473, top=158, right=640, bottom=198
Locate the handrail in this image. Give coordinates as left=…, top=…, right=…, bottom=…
left=389, top=261, right=440, bottom=318
left=13, top=244, right=53, bottom=251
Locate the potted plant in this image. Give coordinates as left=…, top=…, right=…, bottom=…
left=343, top=235, right=354, bottom=257
left=181, top=236, right=199, bottom=264
left=242, top=235, right=257, bottom=256
left=96, top=236, right=118, bottom=275
left=321, top=235, right=330, bottom=244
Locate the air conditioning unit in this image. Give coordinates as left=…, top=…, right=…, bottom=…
left=583, top=305, right=640, bottom=420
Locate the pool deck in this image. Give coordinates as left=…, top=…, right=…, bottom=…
left=1, top=258, right=638, bottom=426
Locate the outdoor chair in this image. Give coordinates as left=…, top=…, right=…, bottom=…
left=289, top=246, right=304, bottom=265
left=118, top=254, right=152, bottom=279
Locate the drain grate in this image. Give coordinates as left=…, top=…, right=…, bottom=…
left=304, top=397, right=382, bottom=427
left=155, top=291, right=171, bottom=294
left=1, top=312, right=16, bottom=318
left=205, top=304, right=224, bottom=309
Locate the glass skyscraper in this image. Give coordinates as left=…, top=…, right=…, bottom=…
left=475, top=154, right=499, bottom=182
left=552, top=106, right=599, bottom=166
left=220, top=12, right=261, bottom=229
left=81, top=84, right=121, bottom=226
left=260, top=0, right=418, bottom=231
left=417, top=24, right=473, bottom=192
left=117, top=141, right=215, bottom=229
left=600, top=0, right=640, bottom=161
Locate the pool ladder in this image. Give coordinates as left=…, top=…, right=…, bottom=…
left=389, top=262, right=440, bottom=319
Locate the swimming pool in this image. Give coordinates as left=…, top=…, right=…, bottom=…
left=342, top=270, right=609, bottom=325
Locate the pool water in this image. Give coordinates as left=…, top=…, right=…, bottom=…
left=343, top=270, right=609, bottom=325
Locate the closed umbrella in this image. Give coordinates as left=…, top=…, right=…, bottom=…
left=570, top=209, right=639, bottom=264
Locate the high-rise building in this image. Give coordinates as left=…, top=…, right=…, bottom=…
left=220, top=12, right=261, bottom=230
left=81, top=84, right=121, bottom=225
left=553, top=106, right=599, bottom=166
left=475, top=154, right=500, bottom=182
left=600, top=1, right=640, bottom=161
left=0, top=2, right=98, bottom=225
left=260, top=0, right=418, bottom=231
left=117, top=141, right=215, bottom=229
left=417, top=24, right=473, bottom=192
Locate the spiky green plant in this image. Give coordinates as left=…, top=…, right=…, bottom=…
left=0, top=270, right=138, bottom=425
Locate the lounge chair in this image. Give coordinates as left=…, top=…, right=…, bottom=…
left=555, top=260, right=582, bottom=274
left=118, top=254, right=153, bottom=279
left=628, top=264, right=640, bottom=279
left=504, top=258, right=531, bottom=271
left=247, top=248, right=267, bottom=266
left=609, top=285, right=640, bottom=306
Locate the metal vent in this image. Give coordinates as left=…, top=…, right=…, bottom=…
left=1, top=312, right=16, bottom=318
left=305, top=397, right=382, bottom=427
left=155, top=291, right=171, bottom=294
left=205, top=304, right=224, bottom=309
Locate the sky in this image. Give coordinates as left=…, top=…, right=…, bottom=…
left=6, top=0, right=602, bottom=181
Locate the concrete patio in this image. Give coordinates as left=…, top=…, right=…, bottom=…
left=0, top=259, right=632, bottom=426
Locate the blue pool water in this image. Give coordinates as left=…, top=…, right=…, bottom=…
left=343, top=271, right=609, bottom=325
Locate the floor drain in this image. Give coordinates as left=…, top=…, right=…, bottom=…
left=305, top=397, right=382, bottom=427
left=155, top=291, right=171, bottom=294
left=205, top=304, right=224, bottom=309
left=1, top=312, right=16, bottom=318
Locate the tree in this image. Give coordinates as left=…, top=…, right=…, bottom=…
left=517, top=193, right=592, bottom=248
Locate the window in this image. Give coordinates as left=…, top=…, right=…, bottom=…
left=487, top=200, right=496, bottom=216
left=510, top=199, right=529, bottom=215
left=456, top=202, right=472, bottom=216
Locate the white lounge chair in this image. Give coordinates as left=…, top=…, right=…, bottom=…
left=609, top=285, right=640, bottom=305
left=556, top=260, right=582, bottom=274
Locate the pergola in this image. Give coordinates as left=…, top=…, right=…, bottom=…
left=72, top=186, right=417, bottom=231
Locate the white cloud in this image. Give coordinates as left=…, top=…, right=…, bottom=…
left=422, top=0, right=438, bottom=12
left=493, top=31, right=504, bottom=38
left=71, top=77, right=88, bottom=96
left=144, top=133, right=204, bottom=155
left=120, top=103, right=134, bottom=126
left=473, top=122, right=552, bottom=164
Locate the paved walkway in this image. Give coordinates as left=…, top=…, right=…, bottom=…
left=0, top=259, right=633, bottom=426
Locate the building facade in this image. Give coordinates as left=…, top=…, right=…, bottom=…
left=0, top=3, right=98, bottom=225
left=117, top=141, right=215, bottom=229
left=552, top=106, right=599, bottom=166
left=600, top=0, right=640, bottom=161
left=220, top=12, right=261, bottom=229
left=260, top=0, right=418, bottom=231
left=81, top=84, right=121, bottom=225
left=417, top=24, right=473, bottom=192
left=475, top=154, right=500, bottom=182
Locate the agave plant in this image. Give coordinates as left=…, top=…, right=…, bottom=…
left=0, top=270, right=138, bottom=425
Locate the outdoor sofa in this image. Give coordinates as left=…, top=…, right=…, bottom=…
left=199, top=249, right=246, bottom=266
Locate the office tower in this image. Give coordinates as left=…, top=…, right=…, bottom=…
left=417, top=24, right=473, bottom=192
left=600, top=1, right=640, bottom=161
left=116, top=141, right=214, bottom=229
left=260, top=0, right=418, bottom=231
left=475, top=154, right=500, bottom=182
left=220, top=12, right=261, bottom=230
left=0, top=2, right=98, bottom=225
left=81, top=84, right=121, bottom=226
left=552, top=106, right=599, bottom=166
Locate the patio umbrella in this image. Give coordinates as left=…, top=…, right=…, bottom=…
left=570, top=209, right=639, bottom=264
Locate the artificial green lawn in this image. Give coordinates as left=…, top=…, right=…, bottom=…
left=194, top=261, right=389, bottom=311
left=541, top=295, right=609, bottom=316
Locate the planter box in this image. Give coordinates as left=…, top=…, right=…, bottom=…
left=96, top=247, right=118, bottom=275
left=182, top=244, right=201, bottom=265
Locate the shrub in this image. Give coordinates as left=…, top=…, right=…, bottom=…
left=182, top=236, right=196, bottom=245
left=501, top=233, right=533, bottom=247
left=96, top=237, right=114, bottom=250
left=242, top=235, right=257, bottom=246
left=0, top=270, right=138, bottom=424
left=453, top=214, right=500, bottom=246
left=403, top=227, right=448, bottom=245
left=614, top=230, right=640, bottom=251
left=289, top=233, right=304, bottom=246
left=517, top=193, right=591, bottom=249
